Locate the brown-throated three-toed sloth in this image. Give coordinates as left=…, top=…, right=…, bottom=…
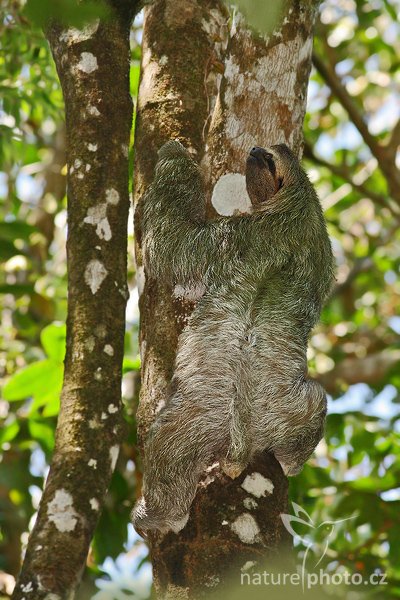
left=132, top=140, right=335, bottom=534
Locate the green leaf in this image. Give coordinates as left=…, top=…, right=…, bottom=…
left=0, top=239, right=22, bottom=260
left=0, top=221, right=36, bottom=242
left=40, top=323, right=66, bottom=363
left=3, top=359, right=63, bottom=403
left=28, top=420, right=55, bottom=453
left=347, top=472, right=397, bottom=492
left=0, top=283, right=35, bottom=296
left=122, top=356, right=140, bottom=373
left=0, top=419, right=20, bottom=444
left=28, top=386, right=61, bottom=417
left=24, top=0, right=110, bottom=28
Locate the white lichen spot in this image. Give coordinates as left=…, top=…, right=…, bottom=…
left=101, top=412, right=108, bottom=420
left=159, top=54, right=168, bottom=66
left=241, top=561, right=256, bottom=572
left=87, top=105, right=100, bottom=117
left=90, top=498, right=100, bottom=511
left=110, top=445, right=119, bottom=471
left=241, top=472, right=274, bottom=498
left=121, top=143, right=129, bottom=157
left=89, top=418, right=100, bottom=429
left=299, top=36, right=313, bottom=63
left=108, top=404, right=118, bottom=414
left=221, top=520, right=228, bottom=525
left=36, top=545, right=43, bottom=551
left=76, top=172, right=84, bottom=180
left=85, top=259, right=107, bottom=294
left=83, top=204, right=112, bottom=241
left=243, top=497, right=258, bottom=510
left=59, top=19, right=100, bottom=45
left=21, top=582, right=33, bottom=593
left=74, top=158, right=82, bottom=170
left=95, top=324, right=107, bottom=338
left=105, top=188, right=120, bottom=206
left=77, top=52, right=98, bottom=74
left=48, top=489, right=78, bottom=533
left=83, top=191, right=119, bottom=241
left=231, top=513, right=260, bottom=544
left=88, top=459, right=97, bottom=469
left=104, top=344, right=114, bottom=356
left=87, top=143, right=98, bottom=152
left=211, top=173, right=252, bottom=215
left=94, top=367, right=102, bottom=381
left=85, top=164, right=91, bottom=172
left=85, top=336, right=96, bottom=353
left=173, top=283, right=206, bottom=302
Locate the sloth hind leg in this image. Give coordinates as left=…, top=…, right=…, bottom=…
left=270, top=378, right=327, bottom=476
left=132, top=386, right=227, bottom=533
left=252, top=376, right=327, bottom=476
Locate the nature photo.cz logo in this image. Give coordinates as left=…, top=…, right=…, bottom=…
left=281, top=502, right=355, bottom=568
left=281, top=502, right=386, bottom=591
left=240, top=502, right=387, bottom=591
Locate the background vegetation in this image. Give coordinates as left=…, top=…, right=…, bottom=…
left=0, top=0, right=399, bottom=597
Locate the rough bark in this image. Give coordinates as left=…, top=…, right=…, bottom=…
left=12, top=2, right=137, bottom=598
left=133, top=1, right=319, bottom=598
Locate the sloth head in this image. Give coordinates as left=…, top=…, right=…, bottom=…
left=245, top=144, right=303, bottom=208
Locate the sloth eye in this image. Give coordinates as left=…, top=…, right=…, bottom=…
left=265, top=154, right=276, bottom=177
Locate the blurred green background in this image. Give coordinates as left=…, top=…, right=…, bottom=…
left=0, top=0, right=399, bottom=598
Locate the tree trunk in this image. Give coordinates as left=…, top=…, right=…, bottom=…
left=133, top=0, right=319, bottom=598
left=12, top=2, right=138, bottom=598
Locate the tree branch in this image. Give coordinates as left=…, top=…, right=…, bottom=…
left=312, top=51, right=382, bottom=160
left=313, top=50, right=400, bottom=203
left=133, top=0, right=320, bottom=595
left=318, top=350, right=400, bottom=395
left=304, top=142, right=400, bottom=216
left=12, top=4, right=134, bottom=598
left=386, top=118, right=400, bottom=159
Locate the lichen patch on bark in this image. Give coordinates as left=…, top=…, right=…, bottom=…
left=211, top=172, right=251, bottom=215
left=83, top=205, right=112, bottom=241
left=47, top=490, right=78, bottom=533
left=84, top=260, right=108, bottom=294
left=241, top=472, right=275, bottom=498
left=230, top=513, right=261, bottom=544
left=109, top=445, right=119, bottom=471
left=76, top=52, right=98, bottom=74
left=59, top=20, right=100, bottom=45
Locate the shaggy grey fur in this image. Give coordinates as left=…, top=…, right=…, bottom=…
left=132, top=141, right=335, bottom=534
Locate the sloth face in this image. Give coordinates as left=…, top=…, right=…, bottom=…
left=245, top=145, right=283, bottom=207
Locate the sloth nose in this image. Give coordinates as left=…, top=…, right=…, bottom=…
left=250, top=146, right=264, bottom=159
left=250, top=147, right=272, bottom=166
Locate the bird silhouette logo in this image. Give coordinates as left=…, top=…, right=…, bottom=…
left=281, top=502, right=356, bottom=590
